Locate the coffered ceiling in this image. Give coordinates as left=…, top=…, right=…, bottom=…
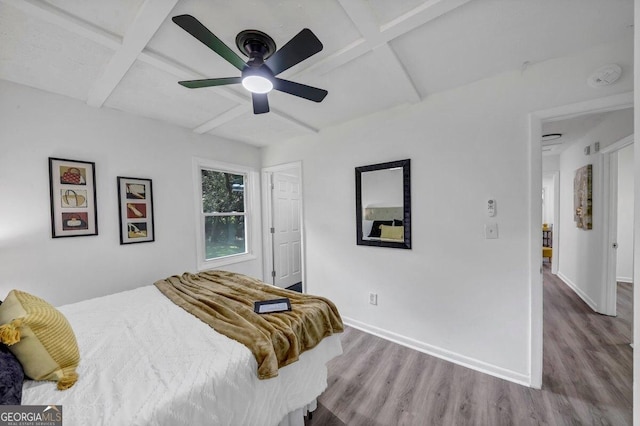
left=0, top=0, right=634, bottom=146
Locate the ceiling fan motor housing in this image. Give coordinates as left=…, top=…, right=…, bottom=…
left=236, top=30, right=276, bottom=91
left=236, top=30, right=277, bottom=65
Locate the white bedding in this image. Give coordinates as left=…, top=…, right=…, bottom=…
left=21, top=285, right=342, bottom=426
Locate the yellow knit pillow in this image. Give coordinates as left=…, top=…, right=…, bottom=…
left=0, top=290, right=79, bottom=390
left=380, top=224, right=404, bottom=240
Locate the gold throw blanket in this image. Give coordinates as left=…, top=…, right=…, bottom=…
left=154, top=270, right=343, bottom=380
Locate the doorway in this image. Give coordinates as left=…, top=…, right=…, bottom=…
left=542, top=171, right=560, bottom=275
left=541, top=110, right=633, bottom=317
left=528, top=91, right=634, bottom=388
left=601, top=136, right=634, bottom=316
left=262, top=162, right=305, bottom=291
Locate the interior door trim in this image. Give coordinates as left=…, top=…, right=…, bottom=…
left=261, top=161, right=305, bottom=290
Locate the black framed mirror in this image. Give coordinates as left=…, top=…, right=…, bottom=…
left=355, top=159, right=411, bottom=249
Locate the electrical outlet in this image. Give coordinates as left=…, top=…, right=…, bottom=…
left=369, top=293, right=378, bottom=305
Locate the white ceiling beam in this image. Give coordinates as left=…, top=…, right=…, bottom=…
left=297, top=0, right=471, bottom=80
left=286, top=38, right=369, bottom=78
left=193, top=105, right=249, bottom=134
left=193, top=104, right=318, bottom=136
left=0, top=0, right=121, bottom=50
left=86, top=0, right=179, bottom=107
left=139, top=50, right=249, bottom=105
left=270, top=110, right=319, bottom=134
left=373, top=44, right=420, bottom=103
left=139, top=50, right=317, bottom=135
left=380, top=0, right=473, bottom=41
left=337, top=0, right=386, bottom=49
left=337, top=0, right=421, bottom=103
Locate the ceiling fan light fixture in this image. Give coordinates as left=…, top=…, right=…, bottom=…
left=242, top=75, right=273, bottom=94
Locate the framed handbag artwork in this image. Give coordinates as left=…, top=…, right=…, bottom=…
left=573, top=164, right=593, bottom=230
left=49, top=157, right=98, bottom=238
left=117, top=177, right=155, bottom=244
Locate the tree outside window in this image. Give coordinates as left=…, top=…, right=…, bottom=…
left=201, top=169, right=247, bottom=260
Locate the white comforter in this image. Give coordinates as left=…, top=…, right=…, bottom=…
left=21, top=286, right=342, bottom=426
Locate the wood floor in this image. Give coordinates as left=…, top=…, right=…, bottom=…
left=307, top=267, right=633, bottom=425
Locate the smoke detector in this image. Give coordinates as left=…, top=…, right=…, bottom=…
left=587, top=64, right=622, bottom=88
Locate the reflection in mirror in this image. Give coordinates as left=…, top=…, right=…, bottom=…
left=355, top=159, right=411, bottom=249
left=361, top=168, right=403, bottom=240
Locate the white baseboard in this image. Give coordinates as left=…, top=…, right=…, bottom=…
left=556, top=271, right=598, bottom=311
left=616, top=277, right=633, bottom=284
left=342, top=316, right=531, bottom=387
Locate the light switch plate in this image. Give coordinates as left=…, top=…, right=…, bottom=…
left=485, top=223, right=498, bottom=239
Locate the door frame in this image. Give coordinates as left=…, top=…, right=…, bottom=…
left=528, top=91, right=633, bottom=389
left=542, top=171, right=560, bottom=275
left=551, top=171, right=560, bottom=276
left=600, top=134, right=634, bottom=316
left=261, top=161, right=305, bottom=290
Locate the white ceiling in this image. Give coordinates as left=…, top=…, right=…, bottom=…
left=541, top=108, right=633, bottom=156
left=0, top=0, right=634, bottom=147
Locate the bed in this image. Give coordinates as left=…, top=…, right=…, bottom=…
left=5, top=271, right=344, bottom=426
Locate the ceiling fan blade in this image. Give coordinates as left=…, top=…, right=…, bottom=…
left=252, top=93, right=270, bottom=114
left=178, top=77, right=242, bottom=89
left=265, top=28, right=323, bottom=75
left=273, top=78, right=328, bottom=102
left=172, top=15, right=246, bottom=71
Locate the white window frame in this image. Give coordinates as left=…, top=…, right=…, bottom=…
left=193, top=157, right=259, bottom=271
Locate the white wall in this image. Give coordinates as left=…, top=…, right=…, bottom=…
left=542, top=155, right=560, bottom=173
left=556, top=109, right=633, bottom=310
left=542, top=174, right=555, bottom=226
left=542, top=156, right=560, bottom=232
left=634, top=2, right=640, bottom=421
left=262, top=37, right=633, bottom=384
left=617, top=143, right=634, bottom=283
left=0, top=80, right=263, bottom=306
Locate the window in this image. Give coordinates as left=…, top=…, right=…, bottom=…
left=194, top=158, right=258, bottom=270
left=202, top=169, right=246, bottom=258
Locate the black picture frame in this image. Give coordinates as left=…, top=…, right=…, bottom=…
left=49, top=157, right=98, bottom=238
left=355, top=159, right=411, bottom=249
left=117, top=177, right=155, bottom=244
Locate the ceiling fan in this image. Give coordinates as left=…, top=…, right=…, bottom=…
left=172, top=15, right=328, bottom=114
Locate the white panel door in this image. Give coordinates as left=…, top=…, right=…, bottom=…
left=272, top=172, right=302, bottom=288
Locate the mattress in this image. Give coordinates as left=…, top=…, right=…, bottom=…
left=21, top=285, right=342, bottom=426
